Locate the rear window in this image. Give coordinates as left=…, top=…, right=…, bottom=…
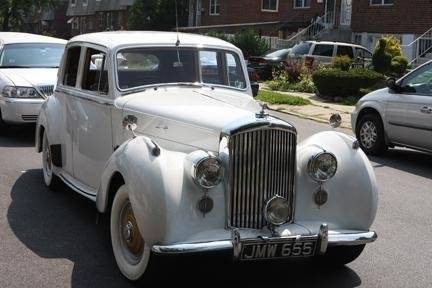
left=312, top=44, right=334, bottom=57
left=291, top=42, right=312, bottom=56
left=336, top=45, right=354, bottom=58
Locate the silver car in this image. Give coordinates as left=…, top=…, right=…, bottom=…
left=0, top=32, right=66, bottom=127
left=352, top=61, right=432, bottom=155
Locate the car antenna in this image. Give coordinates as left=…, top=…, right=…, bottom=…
left=175, top=0, right=180, bottom=47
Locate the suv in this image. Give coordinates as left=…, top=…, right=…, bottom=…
left=287, top=41, right=372, bottom=67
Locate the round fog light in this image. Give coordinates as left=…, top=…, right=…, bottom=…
left=264, top=196, right=291, bottom=226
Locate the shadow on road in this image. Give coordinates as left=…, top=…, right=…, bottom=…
left=370, top=148, right=432, bottom=179
left=8, top=169, right=361, bottom=288
left=0, top=124, right=35, bottom=148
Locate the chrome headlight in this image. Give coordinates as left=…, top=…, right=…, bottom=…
left=308, top=152, right=337, bottom=182
left=193, top=155, right=224, bottom=189
left=2, top=86, right=41, bottom=98
left=264, top=196, right=291, bottom=225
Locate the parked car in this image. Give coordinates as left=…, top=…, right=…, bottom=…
left=36, top=31, right=378, bottom=281
left=0, top=32, right=66, bottom=128
left=248, top=48, right=291, bottom=80
left=352, top=60, right=432, bottom=155
left=287, top=41, right=372, bottom=68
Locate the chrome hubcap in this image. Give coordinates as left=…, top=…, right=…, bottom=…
left=359, top=121, right=378, bottom=149
left=42, top=136, right=52, bottom=179
left=119, top=201, right=144, bottom=263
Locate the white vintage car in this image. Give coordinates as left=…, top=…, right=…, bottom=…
left=0, top=32, right=66, bottom=127
left=36, top=31, right=378, bottom=281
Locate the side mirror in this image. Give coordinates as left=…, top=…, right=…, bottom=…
left=329, top=113, right=342, bottom=128
left=386, top=77, right=399, bottom=92
left=251, top=82, right=259, bottom=98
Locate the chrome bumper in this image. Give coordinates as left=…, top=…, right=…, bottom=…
left=0, top=97, right=44, bottom=124
left=152, top=226, right=377, bottom=255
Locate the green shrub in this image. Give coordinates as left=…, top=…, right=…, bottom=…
left=206, top=31, right=231, bottom=42
left=257, top=90, right=311, bottom=105
left=291, top=73, right=316, bottom=93
left=267, top=71, right=316, bottom=93
left=312, top=68, right=384, bottom=98
left=230, top=30, right=269, bottom=58
left=382, top=35, right=403, bottom=58
left=390, top=55, right=409, bottom=76
left=372, top=38, right=392, bottom=74
left=332, top=55, right=353, bottom=71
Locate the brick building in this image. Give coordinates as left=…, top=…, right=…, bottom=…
left=67, top=0, right=135, bottom=36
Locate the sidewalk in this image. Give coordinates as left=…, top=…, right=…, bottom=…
left=263, top=90, right=355, bottom=129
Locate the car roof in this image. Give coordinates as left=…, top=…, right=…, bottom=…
left=304, top=40, right=367, bottom=49
left=0, top=32, right=67, bottom=45
left=69, top=31, right=239, bottom=51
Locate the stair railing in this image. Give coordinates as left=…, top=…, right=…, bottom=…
left=401, top=27, right=432, bottom=65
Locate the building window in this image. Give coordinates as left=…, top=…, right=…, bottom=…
left=262, top=0, right=278, bottom=11
left=209, top=0, right=220, bottom=15
left=70, top=0, right=76, bottom=7
left=82, top=0, right=88, bottom=6
left=294, top=0, right=311, bottom=8
left=72, top=18, right=79, bottom=29
left=370, top=0, right=393, bottom=5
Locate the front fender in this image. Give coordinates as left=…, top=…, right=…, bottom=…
left=295, top=131, right=378, bottom=231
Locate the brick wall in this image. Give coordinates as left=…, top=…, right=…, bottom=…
left=200, top=0, right=327, bottom=28
left=351, top=0, right=432, bottom=35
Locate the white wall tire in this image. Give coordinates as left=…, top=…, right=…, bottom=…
left=110, top=185, right=151, bottom=281
left=42, top=132, right=61, bottom=190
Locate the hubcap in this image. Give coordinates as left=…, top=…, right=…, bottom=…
left=42, top=136, right=53, bottom=180
left=119, top=201, right=144, bottom=262
left=359, top=121, right=378, bottom=149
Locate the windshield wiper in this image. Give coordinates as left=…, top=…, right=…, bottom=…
left=155, top=82, right=215, bottom=90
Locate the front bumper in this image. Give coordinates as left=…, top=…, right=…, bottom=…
left=0, top=97, right=44, bottom=124
left=152, top=225, right=377, bottom=256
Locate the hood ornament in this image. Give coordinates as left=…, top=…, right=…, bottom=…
left=256, top=103, right=269, bottom=119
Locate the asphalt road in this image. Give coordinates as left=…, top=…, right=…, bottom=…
left=0, top=113, right=431, bottom=288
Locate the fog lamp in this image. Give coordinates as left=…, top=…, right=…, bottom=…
left=264, top=196, right=291, bottom=226
left=308, top=152, right=337, bottom=182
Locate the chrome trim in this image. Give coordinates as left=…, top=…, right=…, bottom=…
left=151, top=230, right=377, bottom=254
left=263, top=195, right=291, bottom=226
left=37, top=85, right=54, bottom=98
left=318, top=224, right=329, bottom=254
left=307, top=151, right=338, bottom=182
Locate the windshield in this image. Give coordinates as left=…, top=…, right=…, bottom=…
left=117, top=48, right=247, bottom=90
left=291, top=42, right=312, bottom=56
left=0, top=43, right=65, bottom=68
left=265, top=49, right=290, bottom=58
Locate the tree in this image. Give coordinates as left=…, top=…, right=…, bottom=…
left=0, top=0, right=54, bottom=31
left=128, top=0, right=189, bottom=31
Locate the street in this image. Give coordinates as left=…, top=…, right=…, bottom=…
left=0, top=112, right=431, bottom=288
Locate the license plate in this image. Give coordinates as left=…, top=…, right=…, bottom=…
left=240, top=237, right=317, bottom=261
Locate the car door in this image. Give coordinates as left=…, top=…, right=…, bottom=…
left=388, top=63, right=432, bottom=150
left=69, top=45, right=114, bottom=191
left=311, top=43, right=335, bottom=65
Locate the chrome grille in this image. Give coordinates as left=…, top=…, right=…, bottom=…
left=21, top=115, right=38, bottom=121
left=38, top=85, right=54, bottom=97
left=228, top=128, right=296, bottom=229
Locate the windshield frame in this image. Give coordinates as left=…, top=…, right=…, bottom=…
left=113, top=45, right=249, bottom=94
left=0, top=42, right=65, bottom=68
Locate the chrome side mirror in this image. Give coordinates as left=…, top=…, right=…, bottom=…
left=329, top=113, right=342, bottom=128
left=122, top=115, right=138, bottom=136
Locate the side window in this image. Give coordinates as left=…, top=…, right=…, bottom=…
left=200, top=50, right=224, bottom=85
left=82, top=48, right=108, bottom=94
left=401, top=63, right=432, bottom=95
left=355, top=48, right=372, bottom=59
left=63, top=46, right=81, bottom=87
left=312, top=44, right=334, bottom=57
left=336, top=45, right=354, bottom=58
left=226, top=52, right=246, bottom=89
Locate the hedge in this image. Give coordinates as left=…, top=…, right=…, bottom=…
left=312, top=68, right=384, bottom=98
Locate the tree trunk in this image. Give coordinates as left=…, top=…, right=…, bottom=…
left=2, top=11, right=10, bottom=31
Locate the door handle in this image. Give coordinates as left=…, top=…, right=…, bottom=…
left=420, top=106, right=432, bottom=114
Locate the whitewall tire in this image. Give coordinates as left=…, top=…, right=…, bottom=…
left=42, top=132, right=61, bottom=190
left=110, top=185, right=151, bottom=281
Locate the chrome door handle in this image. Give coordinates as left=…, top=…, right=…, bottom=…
left=420, top=106, right=432, bottom=114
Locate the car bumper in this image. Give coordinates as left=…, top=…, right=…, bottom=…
left=0, top=97, right=44, bottom=124
left=152, top=224, right=377, bottom=256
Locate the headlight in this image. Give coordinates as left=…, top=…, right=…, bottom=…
left=308, top=152, right=337, bottom=182
left=264, top=196, right=291, bottom=225
left=193, top=156, right=224, bottom=189
left=2, top=86, right=41, bottom=98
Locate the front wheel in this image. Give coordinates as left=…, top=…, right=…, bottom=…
left=319, top=245, right=366, bottom=266
left=42, top=132, right=61, bottom=190
left=111, top=185, right=151, bottom=281
left=356, top=114, right=387, bottom=155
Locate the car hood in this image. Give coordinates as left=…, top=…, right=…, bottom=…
left=0, top=68, right=59, bottom=87
left=120, top=87, right=262, bottom=152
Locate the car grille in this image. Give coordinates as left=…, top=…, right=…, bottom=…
left=37, top=85, right=54, bottom=98
left=227, top=127, right=296, bottom=229
left=21, top=115, right=38, bottom=121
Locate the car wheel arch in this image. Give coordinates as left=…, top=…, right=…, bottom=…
left=106, top=171, right=125, bottom=213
